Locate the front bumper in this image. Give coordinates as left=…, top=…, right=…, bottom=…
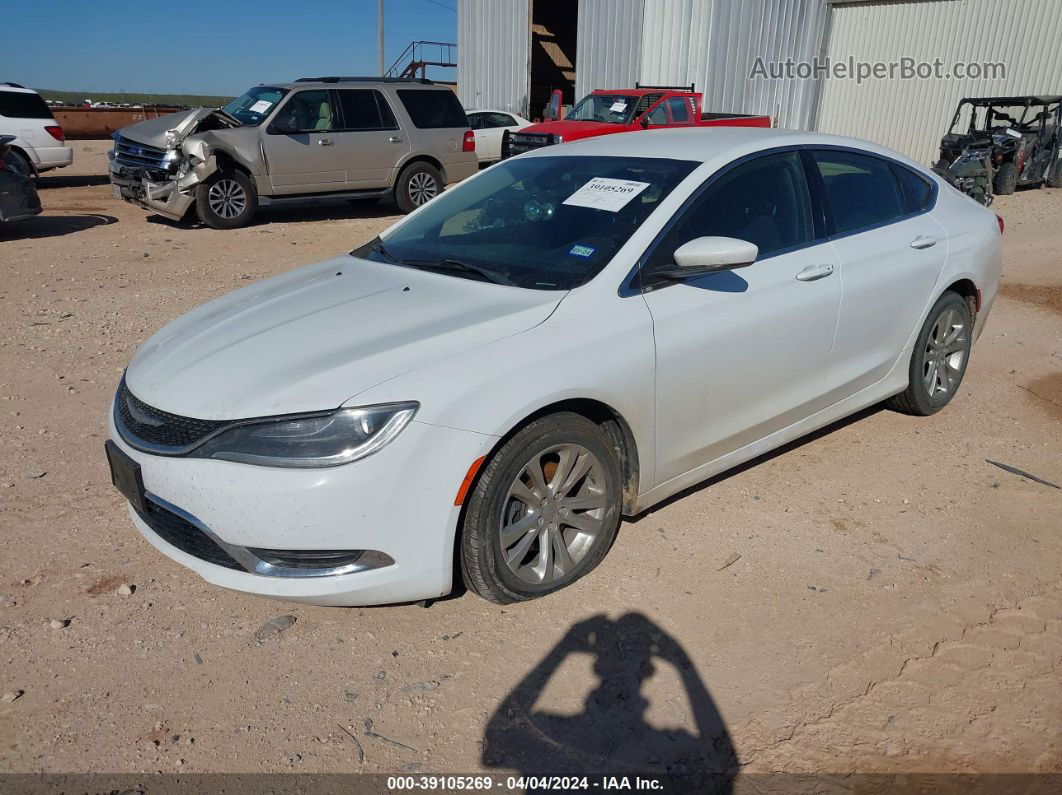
left=108, top=159, right=196, bottom=221
left=107, top=410, right=497, bottom=606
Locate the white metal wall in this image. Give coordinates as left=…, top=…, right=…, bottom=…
left=816, top=0, right=1062, bottom=164
left=638, top=0, right=831, bottom=129
left=575, top=0, right=645, bottom=98
left=457, top=0, right=530, bottom=114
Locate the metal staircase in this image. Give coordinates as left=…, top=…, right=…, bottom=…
left=385, top=41, right=457, bottom=80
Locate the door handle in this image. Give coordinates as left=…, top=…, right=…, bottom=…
left=388, top=136, right=404, bottom=143
left=795, top=264, right=835, bottom=282
left=317, top=138, right=335, bottom=146
left=910, top=235, right=938, bottom=249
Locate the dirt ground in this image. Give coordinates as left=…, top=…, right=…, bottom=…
left=1, top=141, right=1060, bottom=780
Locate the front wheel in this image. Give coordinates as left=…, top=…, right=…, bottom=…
left=887, top=291, right=973, bottom=416
left=993, top=161, right=1018, bottom=195
left=394, top=162, right=442, bottom=214
left=6, top=149, right=34, bottom=179
left=195, top=169, right=258, bottom=229
left=460, top=413, right=623, bottom=604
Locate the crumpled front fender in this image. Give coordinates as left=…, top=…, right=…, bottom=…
left=137, top=150, right=218, bottom=221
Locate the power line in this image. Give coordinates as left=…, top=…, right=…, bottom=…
left=423, top=0, right=455, bottom=11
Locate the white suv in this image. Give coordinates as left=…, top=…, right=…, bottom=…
left=0, top=83, right=73, bottom=176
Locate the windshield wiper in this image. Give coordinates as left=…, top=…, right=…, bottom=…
left=401, top=258, right=512, bottom=286
left=351, top=237, right=398, bottom=263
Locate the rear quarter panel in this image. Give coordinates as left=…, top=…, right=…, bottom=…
left=927, top=180, right=1003, bottom=343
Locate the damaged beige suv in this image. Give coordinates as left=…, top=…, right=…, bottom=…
left=109, top=77, right=477, bottom=229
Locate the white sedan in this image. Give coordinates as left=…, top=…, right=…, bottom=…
left=466, top=109, right=531, bottom=162
left=106, top=128, right=1003, bottom=606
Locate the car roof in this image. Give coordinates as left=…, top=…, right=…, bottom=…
left=960, top=95, right=1062, bottom=105
left=0, top=83, right=38, bottom=94
left=522, top=126, right=924, bottom=169
left=276, top=77, right=444, bottom=90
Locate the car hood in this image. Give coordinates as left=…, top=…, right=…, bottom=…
left=119, top=107, right=240, bottom=148
left=520, top=120, right=624, bottom=140
left=124, top=255, right=563, bottom=420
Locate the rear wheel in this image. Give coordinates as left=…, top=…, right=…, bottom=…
left=887, top=291, right=973, bottom=416
left=993, top=161, right=1018, bottom=195
left=195, top=169, right=258, bottom=229
left=394, top=162, right=442, bottom=214
left=460, top=413, right=623, bottom=604
left=1047, top=159, right=1062, bottom=188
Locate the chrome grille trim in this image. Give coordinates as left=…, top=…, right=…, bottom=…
left=113, top=135, right=171, bottom=172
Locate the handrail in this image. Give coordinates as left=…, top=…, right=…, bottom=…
left=385, top=40, right=456, bottom=78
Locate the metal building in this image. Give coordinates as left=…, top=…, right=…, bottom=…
left=457, top=0, right=829, bottom=130
left=816, top=0, right=1062, bottom=163
left=457, top=0, right=1061, bottom=164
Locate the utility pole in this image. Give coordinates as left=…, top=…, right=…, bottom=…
left=378, top=0, right=385, bottom=76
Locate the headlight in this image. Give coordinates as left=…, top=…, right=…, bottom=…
left=191, top=402, right=418, bottom=468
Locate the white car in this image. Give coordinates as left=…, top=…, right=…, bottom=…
left=466, top=109, right=531, bottom=162
left=0, top=83, right=73, bottom=176
left=106, top=128, right=1003, bottom=607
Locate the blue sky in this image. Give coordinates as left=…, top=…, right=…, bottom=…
left=4, top=0, right=457, bottom=96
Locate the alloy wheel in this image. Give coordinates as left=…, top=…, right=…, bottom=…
left=207, top=179, right=248, bottom=219
left=499, top=443, right=607, bottom=586
left=408, top=172, right=438, bottom=206
left=923, top=306, right=968, bottom=397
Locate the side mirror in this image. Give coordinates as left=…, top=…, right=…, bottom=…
left=639, top=114, right=650, bottom=129
left=655, top=236, right=758, bottom=279
left=269, top=114, right=299, bottom=135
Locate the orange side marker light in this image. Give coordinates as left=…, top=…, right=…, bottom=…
left=454, top=456, right=486, bottom=506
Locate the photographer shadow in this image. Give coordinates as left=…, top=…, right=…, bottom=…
left=483, top=612, right=737, bottom=792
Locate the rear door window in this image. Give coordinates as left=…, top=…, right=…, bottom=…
left=336, top=89, right=397, bottom=130
left=396, top=89, right=468, bottom=129
left=892, top=164, right=934, bottom=213
left=666, top=97, right=691, bottom=123
left=485, top=112, right=517, bottom=128
left=812, top=150, right=906, bottom=234
left=0, top=90, right=54, bottom=119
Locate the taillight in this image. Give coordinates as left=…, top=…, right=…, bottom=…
left=462, top=130, right=475, bottom=152
left=45, top=125, right=65, bottom=142
left=996, top=214, right=1005, bottom=235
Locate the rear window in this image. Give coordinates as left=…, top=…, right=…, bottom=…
left=892, top=164, right=934, bottom=213
left=397, top=89, right=468, bottom=129
left=0, top=90, right=54, bottom=120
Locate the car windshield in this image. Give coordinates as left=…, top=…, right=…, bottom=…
left=566, top=94, right=639, bottom=125
left=222, top=86, right=288, bottom=126
left=353, top=155, right=698, bottom=290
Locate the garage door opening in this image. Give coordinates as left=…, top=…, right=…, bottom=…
left=529, top=0, right=577, bottom=120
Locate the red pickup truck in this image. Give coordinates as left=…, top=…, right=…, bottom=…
left=502, top=85, right=772, bottom=158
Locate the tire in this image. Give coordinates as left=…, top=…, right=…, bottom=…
left=993, top=161, right=1018, bottom=195
left=460, top=412, right=623, bottom=604
left=394, top=161, right=442, bottom=214
left=1047, top=159, right=1062, bottom=188
left=887, top=291, right=973, bottom=416
left=195, top=168, right=258, bottom=229
left=6, top=149, right=34, bottom=179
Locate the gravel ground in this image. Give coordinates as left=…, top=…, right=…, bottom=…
left=1, top=141, right=1060, bottom=777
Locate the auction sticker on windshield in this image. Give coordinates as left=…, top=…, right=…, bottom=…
left=563, top=178, right=650, bottom=212
left=249, top=100, right=274, bottom=113
left=609, top=101, right=628, bottom=113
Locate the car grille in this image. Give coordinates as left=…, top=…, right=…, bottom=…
left=504, top=131, right=554, bottom=158
left=115, top=380, right=230, bottom=452
left=139, top=500, right=244, bottom=571
left=113, top=135, right=171, bottom=173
